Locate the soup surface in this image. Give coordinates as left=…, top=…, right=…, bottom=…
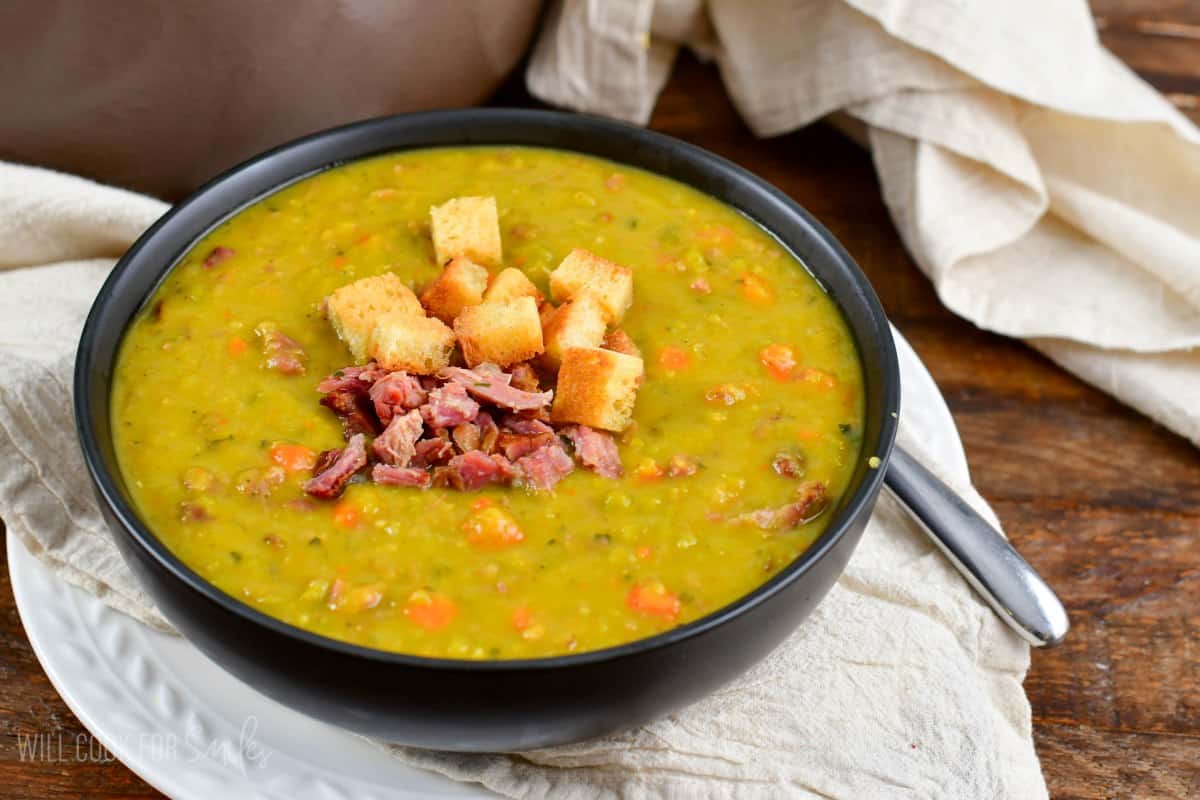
left=113, top=146, right=865, bottom=659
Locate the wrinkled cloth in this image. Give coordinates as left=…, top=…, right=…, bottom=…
left=528, top=0, right=1200, bottom=446
left=0, top=160, right=1044, bottom=797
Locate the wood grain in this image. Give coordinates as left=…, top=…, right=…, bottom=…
left=3, top=3, right=1199, bottom=797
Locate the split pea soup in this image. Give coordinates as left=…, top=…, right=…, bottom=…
left=112, top=146, right=866, bottom=659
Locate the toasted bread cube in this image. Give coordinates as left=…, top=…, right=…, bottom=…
left=541, top=294, right=607, bottom=370
left=551, top=347, right=644, bottom=432
left=453, top=296, right=544, bottom=367
left=603, top=328, right=641, bottom=358
left=548, top=249, right=633, bottom=323
left=367, top=311, right=456, bottom=374
left=420, top=257, right=489, bottom=324
left=430, top=196, right=503, bottom=268
left=484, top=267, right=543, bottom=305
left=325, top=273, right=423, bottom=362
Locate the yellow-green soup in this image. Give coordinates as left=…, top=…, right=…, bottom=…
left=113, top=146, right=864, bottom=659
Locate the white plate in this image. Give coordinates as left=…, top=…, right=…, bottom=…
left=10, top=327, right=965, bottom=800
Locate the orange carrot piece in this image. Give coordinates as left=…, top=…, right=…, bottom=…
left=739, top=272, right=774, bottom=305
left=658, top=346, right=692, bottom=372
left=759, top=344, right=797, bottom=382
left=633, top=459, right=664, bottom=483
left=636, top=545, right=653, bottom=560
left=227, top=337, right=248, bottom=357
left=332, top=501, right=360, bottom=528
left=332, top=255, right=348, bottom=268
left=463, top=507, right=524, bottom=549
left=511, top=605, right=532, bottom=632
left=626, top=582, right=681, bottom=620
left=269, top=443, right=317, bottom=472
left=470, top=497, right=493, bottom=512
left=404, top=590, right=458, bottom=631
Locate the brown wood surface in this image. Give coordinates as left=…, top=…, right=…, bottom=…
left=2, top=5, right=1198, bottom=798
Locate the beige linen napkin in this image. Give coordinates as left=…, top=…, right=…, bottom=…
left=528, top=0, right=1200, bottom=446
left=0, top=160, right=1047, bottom=796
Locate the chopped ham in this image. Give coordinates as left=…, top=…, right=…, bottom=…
left=420, top=382, right=481, bottom=428
left=316, top=363, right=386, bottom=393
left=372, top=464, right=432, bottom=488
left=445, top=450, right=517, bottom=490
left=509, top=362, right=541, bottom=392
left=476, top=411, right=500, bottom=454
left=562, top=425, right=622, bottom=478
left=369, top=372, right=427, bottom=425
left=439, top=366, right=552, bottom=412
left=497, top=431, right=559, bottom=461
left=320, top=387, right=380, bottom=437
left=515, top=443, right=574, bottom=491
left=303, top=433, right=367, bottom=499
left=733, top=481, right=828, bottom=530
left=203, top=246, right=236, bottom=269
left=771, top=449, right=806, bottom=479
left=255, top=324, right=307, bottom=375
left=500, top=414, right=554, bottom=436
left=413, top=437, right=456, bottom=467
left=452, top=422, right=481, bottom=453
left=373, top=409, right=424, bottom=466
left=312, top=448, right=341, bottom=475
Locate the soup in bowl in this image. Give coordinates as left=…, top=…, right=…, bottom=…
left=77, top=110, right=899, bottom=749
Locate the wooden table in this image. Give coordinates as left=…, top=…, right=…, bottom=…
left=2, top=4, right=1197, bottom=797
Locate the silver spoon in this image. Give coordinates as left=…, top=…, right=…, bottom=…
left=884, top=446, right=1070, bottom=646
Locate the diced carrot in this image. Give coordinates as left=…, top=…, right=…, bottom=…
left=354, top=233, right=375, bottom=247
left=626, top=582, right=681, bottom=620
left=332, top=501, right=360, bottom=528
left=228, top=337, right=248, bottom=357
left=404, top=590, right=457, bottom=630
left=690, top=277, right=711, bottom=294
left=471, top=497, right=493, bottom=512
left=658, top=346, right=692, bottom=372
left=759, top=344, right=797, bottom=382
left=511, top=605, right=532, bottom=632
left=739, top=272, right=774, bottom=305
left=332, top=255, right=348, bottom=269
left=605, top=173, right=626, bottom=192
left=636, top=545, right=653, bottom=560
left=463, top=507, right=524, bottom=549
left=799, top=367, right=838, bottom=389
left=269, top=443, right=317, bottom=472
left=797, top=427, right=821, bottom=442
left=633, top=459, right=664, bottom=483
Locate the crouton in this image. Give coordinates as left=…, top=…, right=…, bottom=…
left=420, top=257, right=489, bottom=324
left=453, top=296, right=544, bottom=367
left=484, top=267, right=543, bottom=305
left=430, top=196, right=503, bottom=268
left=325, top=273, right=423, bottom=362
left=542, top=294, right=607, bottom=370
left=603, top=328, right=641, bottom=358
left=548, top=249, right=633, bottom=323
left=551, top=347, right=644, bottom=432
left=367, top=311, right=456, bottom=374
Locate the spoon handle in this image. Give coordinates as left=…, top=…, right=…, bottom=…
left=883, top=446, right=1069, bottom=647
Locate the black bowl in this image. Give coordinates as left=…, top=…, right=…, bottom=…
left=75, top=109, right=900, bottom=751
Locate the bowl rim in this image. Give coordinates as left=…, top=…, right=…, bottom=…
left=75, top=107, right=900, bottom=671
